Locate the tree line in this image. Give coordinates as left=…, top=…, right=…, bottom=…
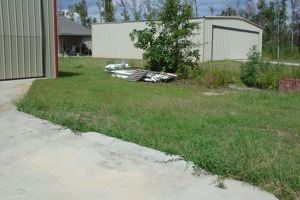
left=58, top=0, right=300, bottom=60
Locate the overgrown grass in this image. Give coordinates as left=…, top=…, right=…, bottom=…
left=262, top=51, right=300, bottom=64
left=17, top=57, right=300, bottom=199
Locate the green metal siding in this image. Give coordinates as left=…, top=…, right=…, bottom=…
left=0, top=0, right=56, bottom=80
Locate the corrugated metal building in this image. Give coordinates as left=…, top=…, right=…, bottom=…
left=92, top=16, right=263, bottom=62
left=0, top=0, right=58, bottom=81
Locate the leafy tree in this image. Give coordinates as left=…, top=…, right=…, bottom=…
left=67, top=0, right=89, bottom=27
left=87, top=17, right=97, bottom=29
left=297, top=2, right=300, bottom=52
left=208, top=6, right=216, bottom=16
left=130, top=0, right=143, bottom=21
left=245, top=0, right=256, bottom=20
left=57, top=0, right=65, bottom=17
left=75, top=0, right=89, bottom=27
left=66, top=5, right=75, bottom=21
left=142, top=0, right=160, bottom=20
left=256, top=0, right=267, bottom=26
left=130, top=0, right=200, bottom=74
left=262, top=1, right=277, bottom=58
left=290, top=0, right=300, bottom=52
left=220, top=6, right=237, bottom=16
left=192, top=0, right=203, bottom=18
left=102, top=0, right=116, bottom=22
left=96, top=0, right=103, bottom=23
left=235, top=0, right=241, bottom=15
left=274, top=0, right=288, bottom=58
left=117, top=0, right=131, bottom=21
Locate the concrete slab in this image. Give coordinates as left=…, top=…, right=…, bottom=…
left=0, top=79, right=278, bottom=200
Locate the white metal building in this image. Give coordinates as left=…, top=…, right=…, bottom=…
left=92, top=16, right=263, bottom=62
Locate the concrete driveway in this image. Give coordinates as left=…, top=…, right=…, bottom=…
left=0, top=79, right=277, bottom=200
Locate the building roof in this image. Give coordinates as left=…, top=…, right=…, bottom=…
left=93, top=16, right=263, bottom=30
left=201, top=16, right=263, bottom=29
left=57, top=16, right=91, bottom=36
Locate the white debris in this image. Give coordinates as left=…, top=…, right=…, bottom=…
left=105, top=61, right=131, bottom=71
left=112, top=74, right=130, bottom=79
left=149, top=73, right=177, bottom=83
left=111, top=70, right=135, bottom=79
left=105, top=62, right=177, bottom=83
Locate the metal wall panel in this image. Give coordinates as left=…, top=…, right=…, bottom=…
left=92, top=17, right=263, bottom=63
left=0, top=0, right=57, bottom=80
left=92, top=22, right=147, bottom=59
left=212, top=27, right=259, bottom=60
left=202, top=17, right=263, bottom=62
left=42, top=0, right=57, bottom=78
left=92, top=20, right=203, bottom=60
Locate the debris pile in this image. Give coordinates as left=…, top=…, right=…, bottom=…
left=105, top=61, right=131, bottom=71
left=105, top=62, right=177, bottom=83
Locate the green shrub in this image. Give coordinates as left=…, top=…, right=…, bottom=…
left=256, top=69, right=282, bottom=89
left=201, top=70, right=231, bottom=88
left=177, top=64, right=193, bottom=79
left=130, top=0, right=200, bottom=73
left=240, top=47, right=296, bottom=89
left=291, top=67, right=300, bottom=78
left=240, top=47, right=261, bottom=87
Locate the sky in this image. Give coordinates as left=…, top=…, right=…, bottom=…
left=57, top=0, right=292, bottom=22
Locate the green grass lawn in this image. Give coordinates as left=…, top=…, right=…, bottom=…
left=17, top=57, right=300, bottom=199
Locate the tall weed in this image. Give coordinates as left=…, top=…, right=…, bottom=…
left=240, top=47, right=297, bottom=89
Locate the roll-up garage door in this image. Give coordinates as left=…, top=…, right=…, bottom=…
left=211, top=25, right=260, bottom=61
left=0, top=0, right=44, bottom=80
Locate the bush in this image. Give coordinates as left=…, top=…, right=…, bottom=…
left=240, top=46, right=261, bottom=87
left=177, top=64, right=194, bottom=79
left=256, top=69, right=282, bottom=89
left=291, top=67, right=300, bottom=78
left=201, top=70, right=237, bottom=88
left=240, top=46, right=293, bottom=89
left=130, top=0, right=200, bottom=73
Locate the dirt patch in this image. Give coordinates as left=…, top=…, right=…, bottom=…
left=68, top=111, right=117, bottom=127
left=0, top=79, right=34, bottom=112
left=0, top=101, right=14, bottom=112
left=15, top=83, right=31, bottom=98
left=174, top=79, right=200, bottom=87
left=203, top=92, right=220, bottom=96
left=276, top=130, right=289, bottom=137
left=261, top=128, right=290, bottom=137
left=202, top=90, right=236, bottom=96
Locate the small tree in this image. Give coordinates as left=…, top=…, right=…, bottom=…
left=102, top=0, right=116, bottom=22
left=130, top=0, right=200, bottom=73
left=67, top=0, right=89, bottom=27
left=87, top=17, right=97, bottom=29
left=96, top=0, right=103, bottom=23
left=117, top=0, right=131, bottom=22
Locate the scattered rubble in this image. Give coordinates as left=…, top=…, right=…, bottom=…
left=105, top=62, right=177, bottom=83
left=127, top=69, right=149, bottom=82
